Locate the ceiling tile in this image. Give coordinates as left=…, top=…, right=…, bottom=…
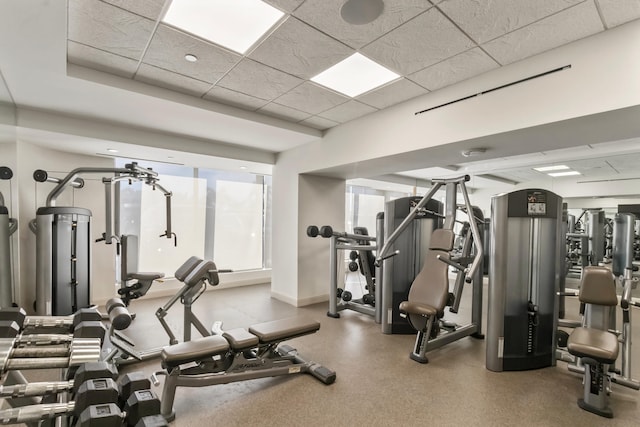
left=408, top=47, right=499, bottom=91
left=68, top=0, right=156, bottom=60
left=597, top=0, right=640, bottom=28
left=135, top=64, right=212, bottom=97
left=357, top=78, right=427, bottom=109
left=361, top=8, right=474, bottom=75
left=263, top=0, right=305, bottom=13
left=258, top=102, right=311, bottom=122
left=101, top=0, right=166, bottom=20
left=299, top=116, right=339, bottom=131
left=274, top=82, right=348, bottom=115
left=143, top=25, right=241, bottom=84
left=482, top=2, right=604, bottom=65
left=293, top=0, right=431, bottom=49
left=204, top=86, right=269, bottom=111
left=217, top=59, right=303, bottom=101
left=67, top=41, right=138, bottom=78
left=248, top=17, right=354, bottom=79
left=318, top=100, right=378, bottom=123
left=439, top=0, right=584, bottom=44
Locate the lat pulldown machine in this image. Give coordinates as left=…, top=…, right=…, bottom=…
left=32, top=162, right=174, bottom=315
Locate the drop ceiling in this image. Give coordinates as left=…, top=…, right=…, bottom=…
left=1, top=0, right=639, bottom=188
left=66, top=0, right=639, bottom=132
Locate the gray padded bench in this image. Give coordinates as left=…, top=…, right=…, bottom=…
left=157, top=316, right=334, bottom=422
left=161, top=316, right=320, bottom=369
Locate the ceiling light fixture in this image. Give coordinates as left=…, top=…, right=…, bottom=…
left=460, top=148, right=486, bottom=158
left=162, top=0, right=284, bottom=54
left=184, top=54, right=198, bottom=62
left=106, top=148, right=118, bottom=153
left=340, top=0, right=384, bottom=25
left=548, top=170, right=581, bottom=177
left=311, top=53, right=399, bottom=97
left=534, top=165, right=569, bottom=172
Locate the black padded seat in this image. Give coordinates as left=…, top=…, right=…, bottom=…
left=161, top=335, right=229, bottom=369
left=567, top=327, right=619, bottom=365
left=223, top=328, right=259, bottom=351
left=128, top=272, right=164, bottom=281
left=174, top=256, right=203, bottom=282
left=248, top=317, right=320, bottom=343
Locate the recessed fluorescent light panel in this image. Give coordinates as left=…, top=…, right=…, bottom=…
left=533, top=165, right=569, bottom=172
left=311, top=53, right=400, bottom=97
left=162, top=0, right=284, bottom=54
left=548, top=171, right=581, bottom=177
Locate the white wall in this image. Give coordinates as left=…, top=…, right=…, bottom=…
left=271, top=19, right=640, bottom=306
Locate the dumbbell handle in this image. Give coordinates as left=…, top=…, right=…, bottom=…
left=0, top=402, right=75, bottom=424
left=22, top=316, right=74, bottom=329
left=0, top=338, right=102, bottom=373
left=0, top=380, right=74, bottom=398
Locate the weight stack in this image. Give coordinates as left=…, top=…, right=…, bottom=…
left=486, top=189, right=562, bottom=372
left=36, top=207, right=92, bottom=315
left=0, top=206, right=12, bottom=308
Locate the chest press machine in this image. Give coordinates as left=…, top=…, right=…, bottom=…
left=377, top=175, right=484, bottom=363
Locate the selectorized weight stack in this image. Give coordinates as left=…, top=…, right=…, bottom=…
left=0, top=166, right=18, bottom=308
left=380, top=197, right=443, bottom=334
left=35, top=207, right=92, bottom=316
left=486, top=189, right=563, bottom=371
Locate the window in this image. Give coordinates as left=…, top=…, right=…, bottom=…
left=117, top=159, right=272, bottom=276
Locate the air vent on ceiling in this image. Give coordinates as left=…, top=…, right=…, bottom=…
left=415, top=65, right=571, bottom=115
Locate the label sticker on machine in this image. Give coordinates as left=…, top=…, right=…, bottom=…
left=526, top=191, right=546, bottom=216
left=289, top=366, right=301, bottom=374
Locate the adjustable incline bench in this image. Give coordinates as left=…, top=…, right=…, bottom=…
left=153, top=316, right=336, bottom=422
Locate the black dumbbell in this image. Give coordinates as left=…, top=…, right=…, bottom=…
left=118, top=372, right=151, bottom=408
left=306, top=225, right=319, bottom=237
left=74, top=378, right=121, bottom=417
left=319, top=225, right=334, bottom=238
left=0, top=307, right=105, bottom=342
left=77, top=403, right=124, bottom=427
left=124, top=389, right=162, bottom=427
left=362, top=294, right=375, bottom=306
left=348, top=261, right=359, bottom=272
left=341, top=291, right=352, bottom=302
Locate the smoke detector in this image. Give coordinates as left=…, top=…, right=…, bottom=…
left=461, top=148, right=486, bottom=158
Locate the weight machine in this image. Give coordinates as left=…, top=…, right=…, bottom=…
left=307, top=224, right=379, bottom=320
left=31, top=163, right=175, bottom=315
left=377, top=175, right=484, bottom=362
left=0, top=166, right=18, bottom=308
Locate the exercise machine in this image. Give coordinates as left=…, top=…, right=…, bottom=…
left=0, top=166, right=18, bottom=308
left=32, top=162, right=174, bottom=315
left=378, top=195, right=444, bottom=334
left=378, top=175, right=484, bottom=362
left=151, top=315, right=336, bottom=422
left=105, top=257, right=225, bottom=365
left=117, top=234, right=165, bottom=306
left=155, top=256, right=228, bottom=345
left=307, top=224, right=379, bottom=320
left=486, top=189, right=562, bottom=371
left=565, top=267, right=624, bottom=417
